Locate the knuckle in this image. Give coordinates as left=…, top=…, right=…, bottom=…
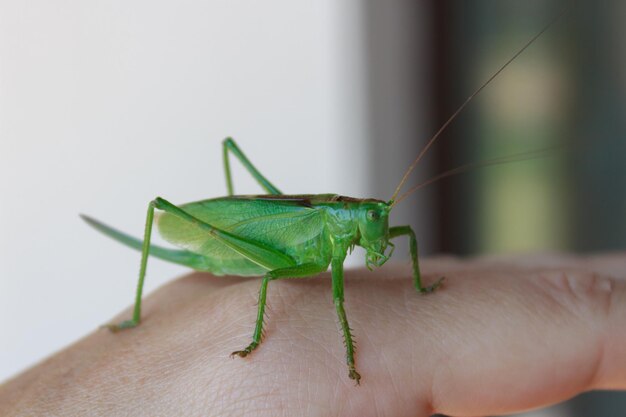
left=538, top=269, right=615, bottom=321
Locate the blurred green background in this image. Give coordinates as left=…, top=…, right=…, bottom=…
left=428, top=1, right=626, bottom=257
left=366, top=1, right=626, bottom=416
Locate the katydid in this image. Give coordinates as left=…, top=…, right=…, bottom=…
left=81, top=16, right=560, bottom=384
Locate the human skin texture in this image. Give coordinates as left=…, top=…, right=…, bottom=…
left=1, top=253, right=624, bottom=417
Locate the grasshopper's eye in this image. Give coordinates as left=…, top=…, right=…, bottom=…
left=366, top=210, right=380, bottom=222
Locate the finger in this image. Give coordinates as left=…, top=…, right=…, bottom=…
left=2, top=263, right=623, bottom=417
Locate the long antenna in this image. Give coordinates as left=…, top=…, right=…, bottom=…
left=391, top=146, right=560, bottom=206
left=388, top=10, right=565, bottom=204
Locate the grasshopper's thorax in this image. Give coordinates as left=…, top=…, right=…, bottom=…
left=316, top=195, right=392, bottom=269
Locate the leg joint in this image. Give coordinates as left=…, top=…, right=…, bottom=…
left=223, top=137, right=235, bottom=147
left=152, top=197, right=163, bottom=206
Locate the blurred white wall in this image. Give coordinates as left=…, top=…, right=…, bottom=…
left=0, top=1, right=370, bottom=381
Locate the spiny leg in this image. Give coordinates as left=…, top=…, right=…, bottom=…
left=105, top=196, right=295, bottom=332
left=222, top=137, right=282, bottom=195
left=230, top=274, right=270, bottom=357
left=103, top=200, right=157, bottom=331
left=389, top=225, right=444, bottom=293
left=331, top=254, right=361, bottom=384
left=231, top=263, right=326, bottom=358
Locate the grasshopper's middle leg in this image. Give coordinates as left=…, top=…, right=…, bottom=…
left=331, top=253, right=361, bottom=385
left=103, top=200, right=157, bottom=331
left=231, top=263, right=326, bottom=357
left=330, top=253, right=361, bottom=384
left=389, top=225, right=444, bottom=293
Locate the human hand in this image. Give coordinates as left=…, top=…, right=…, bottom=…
left=1, top=253, right=624, bottom=416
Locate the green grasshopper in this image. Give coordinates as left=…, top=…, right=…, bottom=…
left=81, top=17, right=558, bottom=384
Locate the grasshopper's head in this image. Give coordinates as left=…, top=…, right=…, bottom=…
left=357, top=201, right=393, bottom=270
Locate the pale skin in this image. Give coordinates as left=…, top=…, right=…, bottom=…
left=1, top=253, right=625, bottom=417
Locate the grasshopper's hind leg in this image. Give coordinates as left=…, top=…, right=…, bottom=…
left=231, top=263, right=326, bottom=357
left=222, top=137, right=282, bottom=195
left=105, top=196, right=300, bottom=333
left=103, top=200, right=157, bottom=332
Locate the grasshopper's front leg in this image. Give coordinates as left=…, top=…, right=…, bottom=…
left=389, top=225, right=444, bottom=293
left=330, top=248, right=361, bottom=384
left=231, top=263, right=327, bottom=357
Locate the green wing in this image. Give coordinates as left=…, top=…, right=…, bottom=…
left=157, top=196, right=327, bottom=274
